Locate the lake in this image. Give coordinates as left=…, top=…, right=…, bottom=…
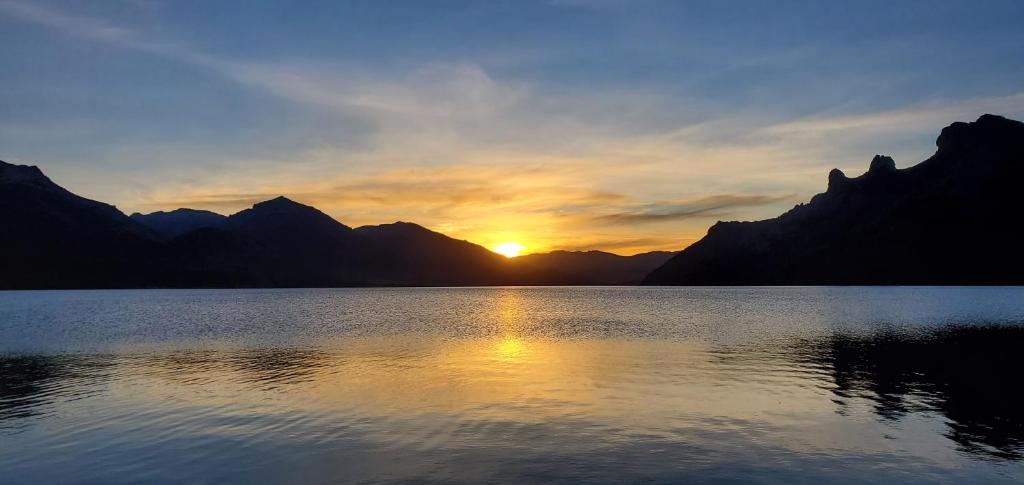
left=2, top=287, right=1024, bottom=483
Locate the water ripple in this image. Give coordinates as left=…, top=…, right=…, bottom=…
left=1, top=287, right=1024, bottom=483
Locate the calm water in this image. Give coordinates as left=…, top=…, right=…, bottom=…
left=2, top=287, right=1024, bottom=483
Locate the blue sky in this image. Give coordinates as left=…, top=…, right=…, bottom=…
left=2, top=0, right=1023, bottom=253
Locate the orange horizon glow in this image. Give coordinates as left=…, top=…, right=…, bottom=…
left=493, top=242, right=525, bottom=258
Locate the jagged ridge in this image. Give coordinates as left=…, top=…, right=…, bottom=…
left=643, top=114, right=1024, bottom=285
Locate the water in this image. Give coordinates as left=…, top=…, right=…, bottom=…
left=2, top=287, right=1024, bottom=483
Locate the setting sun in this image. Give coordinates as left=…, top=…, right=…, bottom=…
left=493, top=242, right=525, bottom=258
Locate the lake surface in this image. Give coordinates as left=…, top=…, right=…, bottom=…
left=2, top=287, right=1024, bottom=483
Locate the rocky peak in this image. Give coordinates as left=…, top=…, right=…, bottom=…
left=0, top=160, right=51, bottom=186
left=827, top=168, right=849, bottom=192
left=936, top=114, right=1024, bottom=153
left=867, top=155, right=897, bottom=174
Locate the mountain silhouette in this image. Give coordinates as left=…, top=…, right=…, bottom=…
left=131, top=208, right=226, bottom=239
left=0, top=159, right=170, bottom=289
left=169, top=198, right=560, bottom=286
left=513, top=250, right=675, bottom=285
left=643, top=114, right=1024, bottom=285
left=353, top=222, right=526, bottom=285
left=170, top=196, right=374, bottom=287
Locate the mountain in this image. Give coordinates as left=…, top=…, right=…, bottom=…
left=354, top=222, right=508, bottom=285
left=643, top=114, right=1024, bottom=285
left=131, top=209, right=226, bottom=239
left=512, top=250, right=675, bottom=285
left=0, top=159, right=169, bottom=289
left=174, top=210, right=557, bottom=287
left=354, top=222, right=537, bottom=285
left=169, top=196, right=374, bottom=287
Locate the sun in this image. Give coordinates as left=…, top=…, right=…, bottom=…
left=493, top=242, right=524, bottom=258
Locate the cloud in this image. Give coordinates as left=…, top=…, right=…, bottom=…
left=549, top=237, right=688, bottom=254
left=590, top=194, right=795, bottom=225
left=0, top=1, right=532, bottom=131
left=134, top=163, right=628, bottom=220
left=0, top=0, right=212, bottom=64
left=762, top=92, right=1024, bottom=139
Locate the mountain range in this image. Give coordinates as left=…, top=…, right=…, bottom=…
left=3, top=114, right=1022, bottom=289
left=0, top=162, right=672, bottom=289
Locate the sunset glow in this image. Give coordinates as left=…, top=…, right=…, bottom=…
left=493, top=242, right=524, bottom=258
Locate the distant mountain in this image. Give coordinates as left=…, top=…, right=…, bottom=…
left=172, top=208, right=558, bottom=287
left=643, top=114, right=1024, bottom=285
left=513, top=250, right=675, bottom=285
left=170, top=196, right=374, bottom=287
left=0, top=159, right=169, bottom=289
left=131, top=209, right=226, bottom=239
left=354, top=222, right=527, bottom=285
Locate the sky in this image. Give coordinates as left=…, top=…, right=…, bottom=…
left=2, top=0, right=1023, bottom=255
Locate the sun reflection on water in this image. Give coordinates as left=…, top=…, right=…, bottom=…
left=491, top=290, right=530, bottom=363
left=494, top=337, right=526, bottom=361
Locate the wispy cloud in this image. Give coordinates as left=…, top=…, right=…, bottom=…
left=138, top=166, right=626, bottom=215
left=551, top=237, right=689, bottom=254
left=0, top=1, right=213, bottom=64
left=0, top=1, right=530, bottom=127
left=762, top=92, right=1024, bottom=140
left=590, top=194, right=795, bottom=225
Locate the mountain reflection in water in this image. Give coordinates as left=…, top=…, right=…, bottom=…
left=810, top=327, right=1024, bottom=460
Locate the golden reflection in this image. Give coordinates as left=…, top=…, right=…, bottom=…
left=492, top=290, right=530, bottom=362
left=495, top=289, right=526, bottom=336
left=494, top=337, right=526, bottom=361
left=120, top=338, right=840, bottom=443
